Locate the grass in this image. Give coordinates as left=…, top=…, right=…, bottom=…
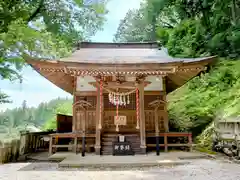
left=194, top=146, right=217, bottom=155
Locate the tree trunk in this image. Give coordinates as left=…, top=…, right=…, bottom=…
left=232, top=0, right=237, bottom=25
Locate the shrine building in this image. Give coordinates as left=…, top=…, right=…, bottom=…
left=27, top=42, right=216, bottom=156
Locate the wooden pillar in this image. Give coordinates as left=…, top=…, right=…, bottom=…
left=139, top=81, right=146, bottom=153
left=188, top=133, right=193, bottom=152
left=48, top=136, right=53, bottom=156
left=82, top=110, right=86, bottom=156
left=155, top=107, right=160, bottom=155
left=72, top=77, right=77, bottom=132
left=82, top=110, right=86, bottom=135
left=74, top=136, right=78, bottom=154
left=234, top=122, right=238, bottom=135
left=162, top=76, right=169, bottom=132
left=164, top=133, right=168, bottom=152
left=95, top=84, right=101, bottom=155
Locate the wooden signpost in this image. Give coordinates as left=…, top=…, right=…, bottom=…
left=112, top=135, right=134, bottom=156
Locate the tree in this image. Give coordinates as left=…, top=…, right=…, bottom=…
left=113, top=0, right=179, bottom=43
left=0, top=97, right=73, bottom=137
left=0, top=0, right=108, bottom=80
left=0, top=91, right=11, bottom=104
left=114, top=0, right=240, bottom=58
left=0, top=0, right=108, bottom=105
left=145, top=0, right=172, bottom=40
left=113, top=2, right=152, bottom=42
left=157, top=0, right=240, bottom=58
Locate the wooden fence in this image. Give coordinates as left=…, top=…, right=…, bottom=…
left=0, top=131, right=54, bottom=164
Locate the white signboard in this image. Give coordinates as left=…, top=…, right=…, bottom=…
left=119, top=135, right=125, bottom=142
left=114, top=116, right=127, bottom=125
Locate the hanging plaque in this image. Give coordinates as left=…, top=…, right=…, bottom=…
left=114, top=116, right=127, bottom=125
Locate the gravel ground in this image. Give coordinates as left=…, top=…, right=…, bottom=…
left=1, top=159, right=240, bottom=180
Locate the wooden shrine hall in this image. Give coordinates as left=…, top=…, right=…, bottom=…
left=27, top=42, right=216, bottom=156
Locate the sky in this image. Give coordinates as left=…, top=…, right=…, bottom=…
left=0, top=0, right=142, bottom=112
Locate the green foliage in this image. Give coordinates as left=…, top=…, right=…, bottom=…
left=114, top=0, right=240, bottom=58
left=0, top=97, right=73, bottom=141
left=43, top=100, right=72, bottom=130
left=159, top=19, right=209, bottom=57
left=195, top=122, right=215, bottom=151
left=168, top=60, right=240, bottom=137
left=0, top=91, right=11, bottom=104
left=0, top=0, right=108, bottom=82
left=113, top=3, right=152, bottom=42
left=0, top=0, right=107, bottom=117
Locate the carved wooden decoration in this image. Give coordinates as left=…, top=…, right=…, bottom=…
left=148, top=99, right=167, bottom=134
left=148, top=99, right=166, bottom=109
left=73, top=100, right=92, bottom=110
left=73, top=100, right=92, bottom=133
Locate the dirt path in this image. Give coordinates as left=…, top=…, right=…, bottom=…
left=0, top=159, right=240, bottom=180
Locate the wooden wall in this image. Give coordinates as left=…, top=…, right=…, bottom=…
left=73, top=91, right=168, bottom=133
left=57, top=114, right=72, bottom=133
left=73, top=96, right=96, bottom=132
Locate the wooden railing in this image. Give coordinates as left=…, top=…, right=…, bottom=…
left=48, top=131, right=96, bottom=156
left=0, top=131, right=54, bottom=164
left=146, top=132, right=193, bottom=152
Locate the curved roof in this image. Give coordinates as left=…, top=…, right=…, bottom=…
left=59, top=42, right=216, bottom=64
left=26, top=42, right=217, bottom=94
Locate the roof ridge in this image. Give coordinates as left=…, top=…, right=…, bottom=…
left=75, top=41, right=159, bottom=49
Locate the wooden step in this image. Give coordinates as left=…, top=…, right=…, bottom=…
left=101, top=138, right=117, bottom=141
left=101, top=133, right=141, bottom=155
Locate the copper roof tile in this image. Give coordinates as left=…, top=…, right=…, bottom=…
left=60, top=42, right=216, bottom=64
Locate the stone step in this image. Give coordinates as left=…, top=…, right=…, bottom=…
left=101, top=152, right=143, bottom=155
left=101, top=146, right=141, bottom=151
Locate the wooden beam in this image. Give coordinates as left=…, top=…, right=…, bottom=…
left=74, top=90, right=165, bottom=96
left=167, top=74, right=185, bottom=86
left=61, top=61, right=179, bottom=71
left=89, top=81, right=151, bottom=90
